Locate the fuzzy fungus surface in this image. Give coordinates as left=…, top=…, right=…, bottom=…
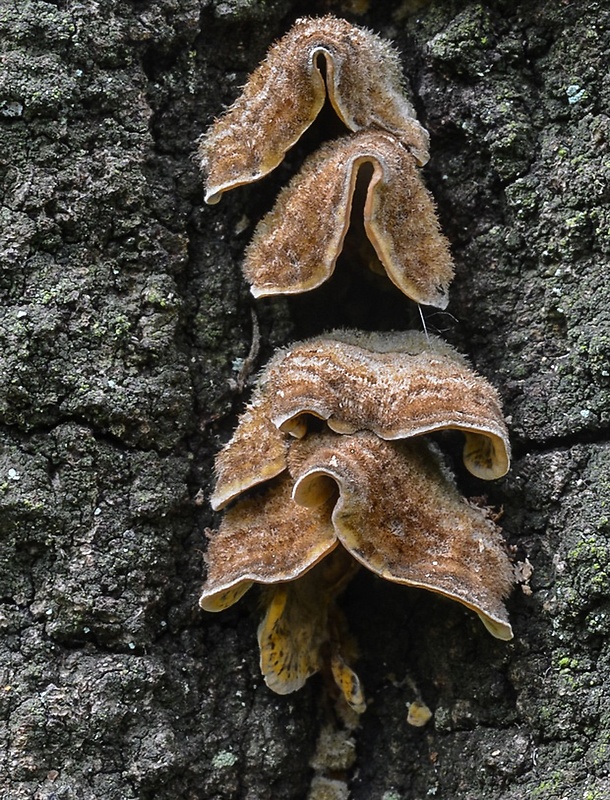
left=200, top=431, right=513, bottom=708
left=199, top=15, right=429, bottom=203
left=244, top=131, right=454, bottom=307
left=211, top=330, right=510, bottom=510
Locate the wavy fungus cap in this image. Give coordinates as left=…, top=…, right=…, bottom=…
left=243, top=131, right=453, bottom=308
left=289, top=432, right=514, bottom=641
left=200, top=475, right=338, bottom=613
left=200, top=432, right=513, bottom=701
left=210, top=330, right=511, bottom=510
left=200, top=15, right=430, bottom=204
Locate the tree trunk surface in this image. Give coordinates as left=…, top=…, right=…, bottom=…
left=1, top=1, right=608, bottom=798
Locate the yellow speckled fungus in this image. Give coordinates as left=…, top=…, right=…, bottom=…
left=199, top=15, right=429, bottom=204
left=243, top=131, right=453, bottom=307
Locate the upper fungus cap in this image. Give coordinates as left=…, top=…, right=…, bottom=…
left=210, top=330, right=511, bottom=510
left=200, top=15, right=430, bottom=204
left=209, top=392, right=290, bottom=513
left=244, top=131, right=453, bottom=308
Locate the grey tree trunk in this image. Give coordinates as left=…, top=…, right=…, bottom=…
left=1, top=1, right=608, bottom=798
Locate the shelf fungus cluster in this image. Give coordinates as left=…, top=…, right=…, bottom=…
left=199, top=15, right=454, bottom=309
left=199, top=17, right=514, bottom=713
left=200, top=332, right=512, bottom=710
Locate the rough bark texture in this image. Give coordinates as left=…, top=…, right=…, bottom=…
left=1, top=0, right=608, bottom=798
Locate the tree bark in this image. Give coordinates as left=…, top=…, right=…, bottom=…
left=1, top=1, right=608, bottom=798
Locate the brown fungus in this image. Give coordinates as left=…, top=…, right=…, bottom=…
left=209, top=391, right=289, bottom=514
left=211, top=330, right=510, bottom=510
left=200, top=15, right=429, bottom=204
left=200, top=473, right=363, bottom=710
left=200, top=475, right=338, bottom=613
left=243, top=131, right=453, bottom=308
left=289, top=431, right=514, bottom=641
left=199, top=431, right=513, bottom=707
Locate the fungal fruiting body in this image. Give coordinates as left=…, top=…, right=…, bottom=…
left=200, top=15, right=429, bottom=204
left=289, top=432, right=513, bottom=641
left=200, top=474, right=338, bottom=613
left=244, top=131, right=453, bottom=307
left=200, top=16, right=454, bottom=308
left=210, top=330, right=510, bottom=511
left=199, top=14, right=514, bottom=712
left=201, top=333, right=513, bottom=707
left=258, top=547, right=364, bottom=712
left=200, top=429, right=513, bottom=708
left=201, top=472, right=364, bottom=709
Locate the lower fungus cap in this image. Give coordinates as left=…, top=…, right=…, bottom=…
left=199, top=475, right=338, bottom=612
left=288, top=431, right=514, bottom=641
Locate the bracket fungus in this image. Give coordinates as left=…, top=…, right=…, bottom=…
left=289, top=432, right=513, bottom=641
left=210, top=330, right=510, bottom=511
left=200, top=431, right=513, bottom=709
left=198, top=13, right=515, bottom=714
left=201, top=476, right=338, bottom=614
left=243, top=131, right=453, bottom=307
left=200, top=472, right=365, bottom=710
left=200, top=15, right=429, bottom=204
